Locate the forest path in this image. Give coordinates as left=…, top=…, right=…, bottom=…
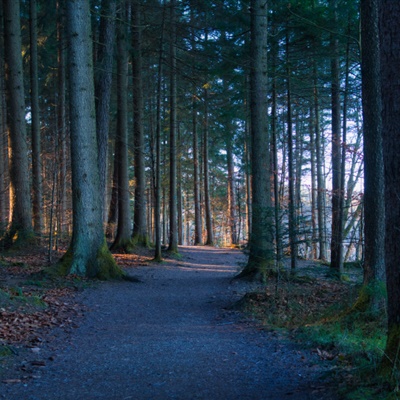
left=1, top=246, right=337, bottom=400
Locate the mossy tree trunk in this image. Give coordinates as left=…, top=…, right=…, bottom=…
left=379, top=0, right=400, bottom=378
left=237, top=0, right=275, bottom=281
left=2, top=0, right=34, bottom=249
left=60, top=0, right=122, bottom=279
left=352, top=0, right=385, bottom=315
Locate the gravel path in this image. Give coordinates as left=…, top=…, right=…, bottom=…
left=1, top=246, right=338, bottom=400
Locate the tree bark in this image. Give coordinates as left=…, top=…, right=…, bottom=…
left=203, top=86, right=214, bottom=246
left=237, top=0, right=274, bottom=281
left=153, top=2, right=166, bottom=261
left=329, top=0, right=343, bottom=275
left=2, top=0, right=34, bottom=249
left=0, top=0, right=8, bottom=230
left=59, top=0, right=122, bottom=279
left=168, top=0, right=178, bottom=253
left=286, top=30, right=297, bottom=272
left=227, top=138, right=238, bottom=245
left=29, top=0, right=43, bottom=234
left=378, top=0, right=400, bottom=377
left=354, top=0, right=385, bottom=314
left=56, top=0, right=68, bottom=238
left=111, top=2, right=133, bottom=252
left=95, top=0, right=116, bottom=223
left=132, top=0, right=148, bottom=246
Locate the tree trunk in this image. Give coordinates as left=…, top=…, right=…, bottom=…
left=237, top=0, right=274, bottom=281
left=168, top=0, right=178, bottom=253
left=111, top=2, right=132, bottom=252
left=56, top=0, right=68, bottom=238
left=29, top=0, right=43, bottom=234
left=329, top=0, right=343, bottom=276
left=352, top=0, right=385, bottom=314
left=286, top=31, right=297, bottom=272
left=0, top=0, right=8, bottom=231
left=378, top=0, right=400, bottom=377
left=59, top=0, right=122, bottom=279
left=227, top=138, right=238, bottom=245
left=2, top=0, right=34, bottom=249
left=313, top=61, right=327, bottom=261
left=95, top=0, right=116, bottom=223
left=203, top=86, right=214, bottom=246
left=153, top=2, right=166, bottom=261
left=132, top=0, right=148, bottom=246
left=193, top=91, right=202, bottom=245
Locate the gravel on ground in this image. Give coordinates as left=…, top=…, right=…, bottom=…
left=1, top=246, right=339, bottom=400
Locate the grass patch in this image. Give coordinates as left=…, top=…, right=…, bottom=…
left=236, top=274, right=391, bottom=399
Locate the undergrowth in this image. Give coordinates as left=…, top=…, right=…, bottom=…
left=237, top=272, right=393, bottom=399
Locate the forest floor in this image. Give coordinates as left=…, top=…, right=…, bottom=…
left=0, top=245, right=367, bottom=399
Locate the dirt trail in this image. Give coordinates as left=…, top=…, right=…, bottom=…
left=1, top=246, right=337, bottom=400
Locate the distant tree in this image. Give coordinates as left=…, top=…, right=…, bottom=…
left=131, top=0, right=148, bottom=246
left=237, top=0, right=275, bottom=281
left=58, top=0, right=122, bottom=279
left=94, top=0, right=116, bottom=222
left=1, top=0, right=34, bottom=249
left=29, top=0, right=43, bottom=234
left=329, top=0, right=343, bottom=276
left=110, top=1, right=133, bottom=252
left=168, top=0, right=178, bottom=253
left=378, top=0, right=400, bottom=377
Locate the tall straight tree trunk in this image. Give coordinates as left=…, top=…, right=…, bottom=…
left=111, top=2, right=132, bottom=252
left=203, top=86, right=214, bottom=246
left=329, top=0, right=343, bottom=275
left=193, top=92, right=202, bottom=245
left=177, top=125, right=183, bottom=245
left=95, top=0, right=116, bottom=222
left=191, top=6, right=202, bottom=246
left=59, top=0, right=122, bottom=279
left=132, top=0, right=148, bottom=245
left=0, top=0, right=7, bottom=230
left=358, top=0, right=385, bottom=313
left=237, top=0, right=274, bottom=281
left=56, top=0, right=67, bottom=238
left=29, top=0, right=43, bottom=234
left=309, top=106, right=318, bottom=259
left=379, top=0, right=400, bottom=377
left=313, top=61, right=326, bottom=261
left=153, top=2, right=166, bottom=261
left=106, top=153, right=118, bottom=239
left=168, top=0, right=178, bottom=253
left=338, top=27, right=351, bottom=270
left=2, top=0, right=34, bottom=249
left=270, top=17, right=282, bottom=264
left=227, top=138, right=238, bottom=245
left=286, top=31, right=297, bottom=271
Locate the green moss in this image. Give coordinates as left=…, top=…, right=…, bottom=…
left=53, top=240, right=125, bottom=280
left=131, top=233, right=150, bottom=248
left=94, top=240, right=125, bottom=280
left=379, top=325, right=400, bottom=382
left=110, top=237, right=135, bottom=253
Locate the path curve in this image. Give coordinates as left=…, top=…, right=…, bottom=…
left=1, top=246, right=337, bottom=400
